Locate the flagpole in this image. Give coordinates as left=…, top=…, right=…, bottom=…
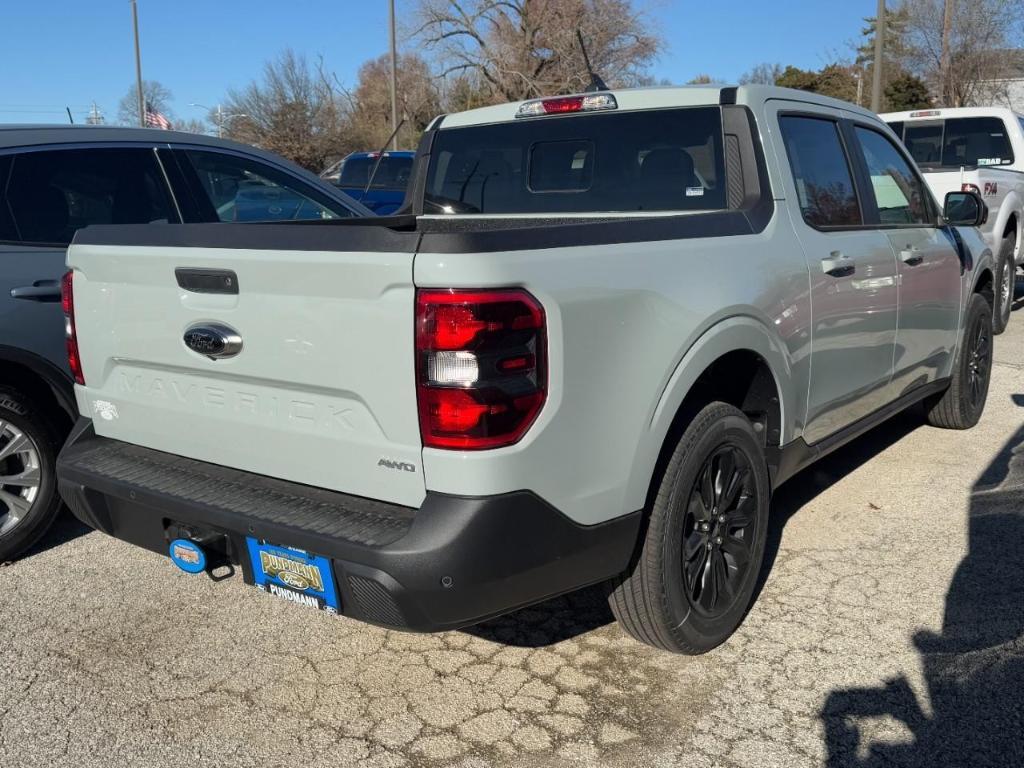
left=131, top=0, right=145, bottom=127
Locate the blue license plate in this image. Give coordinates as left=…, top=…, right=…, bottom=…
left=246, top=538, right=340, bottom=614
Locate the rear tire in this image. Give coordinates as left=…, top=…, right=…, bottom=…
left=608, top=402, right=770, bottom=654
left=925, top=292, right=992, bottom=430
left=0, top=388, right=62, bottom=562
left=992, top=230, right=1016, bottom=334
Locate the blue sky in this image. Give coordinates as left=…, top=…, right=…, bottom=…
left=1, top=1, right=875, bottom=126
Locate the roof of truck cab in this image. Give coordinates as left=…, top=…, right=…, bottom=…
left=435, top=84, right=884, bottom=129
left=879, top=106, right=1024, bottom=122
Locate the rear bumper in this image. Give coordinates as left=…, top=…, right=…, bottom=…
left=56, top=419, right=641, bottom=632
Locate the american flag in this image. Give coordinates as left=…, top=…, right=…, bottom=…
left=144, top=101, right=171, bottom=130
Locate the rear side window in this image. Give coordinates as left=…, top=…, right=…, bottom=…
left=4, top=148, right=175, bottom=246
left=903, top=117, right=1014, bottom=168
left=778, top=116, right=862, bottom=228
left=424, top=107, right=727, bottom=214
left=338, top=155, right=413, bottom=190
left=854, top=126, right=932, bottom=225
left=886, top=121, right=904, bottom=139
left=181, top=150, right=354, bottom=222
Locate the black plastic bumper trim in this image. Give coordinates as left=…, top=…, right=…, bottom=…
left=57, top=420, right=642, bottom=632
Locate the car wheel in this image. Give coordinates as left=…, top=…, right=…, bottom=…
left=992, top=231, right=1016, bottom=334
left=607, top=401, right=770, bottom=654
left=925, top=292, right=992, bottom=430
left=0, top=388, right=62, bottom=562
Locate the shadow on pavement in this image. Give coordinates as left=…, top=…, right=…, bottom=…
left=463, top=583, right=615, bottom=647
left=759, top=409, right=923, bottom=603
left=11, top=506, right=92, bottom=562
left=820, top=413, right=1024, bottom=767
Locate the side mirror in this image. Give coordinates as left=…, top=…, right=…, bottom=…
left=943, top=190, right=988, bottom=227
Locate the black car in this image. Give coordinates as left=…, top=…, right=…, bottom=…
left=0, top=125, right=370, bottom=560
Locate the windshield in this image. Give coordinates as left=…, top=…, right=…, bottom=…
left=338, top=155, right=413, bottom=190
left=424, top=106, right=727, bottom=214
left=900, top=117, right=1014, bottom=168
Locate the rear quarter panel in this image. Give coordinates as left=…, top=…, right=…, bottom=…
left=414, top=213, right=811, bottom=525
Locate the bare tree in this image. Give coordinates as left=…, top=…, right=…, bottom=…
left=739, top=63, right=783, bottom=85
left=174, top=118, right=210, bottom=135
left=897, top=0, right=1024, bottom=106
left=350, top=53, right=442, bottom=150
left=220, top=50, right=354, bottom=171
left=117, top=80, right=173, bottom=126
left=414, top=0, right=662, bottom=103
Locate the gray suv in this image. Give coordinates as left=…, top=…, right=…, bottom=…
left=0, top=125, right=369, bottom=560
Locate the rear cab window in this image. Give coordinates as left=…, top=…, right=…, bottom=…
left=904, top=117, right=1015, bottom=169
left=424, top=107, right=727, bottom=214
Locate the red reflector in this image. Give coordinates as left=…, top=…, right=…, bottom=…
left=61, top=270, right=73, bottom=315
left=541, top=97, right=584, bottom=114
left=416, top=289, right=546, bottom=450
left=61, top=270, right=84, bottom=385
left=497, top=354, right=534, bottom=373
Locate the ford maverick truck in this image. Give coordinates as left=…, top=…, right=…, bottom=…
left=56, top=86, right=993, bottom=654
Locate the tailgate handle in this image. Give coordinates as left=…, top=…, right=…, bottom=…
left=175, top=268, right=238, bottom=295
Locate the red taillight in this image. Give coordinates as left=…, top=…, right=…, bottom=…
left=61, top=271, right=84, bottom=385
left=416, top=289, right=546, bottom=450
left=962, top=183, right=981, bottom=195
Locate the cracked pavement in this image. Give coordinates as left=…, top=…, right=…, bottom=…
left=2, top=295, right=1023, bottom=767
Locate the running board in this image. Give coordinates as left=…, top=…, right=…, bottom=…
left=767, top=378, right=950, bottom=489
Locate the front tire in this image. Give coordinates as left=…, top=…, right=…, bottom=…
left=608, top=402, right=770, bottom=654
left=0, top=388, right=62, bottom=562
left=992, top=230, right=1016, bottom=334
left=925, top=292, right=992, bottom=430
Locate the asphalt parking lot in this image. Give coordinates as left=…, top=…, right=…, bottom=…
left=2, top=290, right=1023, bottom=768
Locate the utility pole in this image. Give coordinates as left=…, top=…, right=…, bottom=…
left=389, top=0, right=399, bottom=150
left=86, top=102, right=104, bottom=125
left=131, top=0, right=145, bottom=127
left=940, top=0, right=955, bottom=106
left=870, top=0, right=886, bottom=112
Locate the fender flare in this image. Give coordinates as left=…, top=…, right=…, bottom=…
left=991, top=192, right=1022, bottom=252
left=0, top=345, right=76, bottom=421
left=621, top=315, right=800, bottom=512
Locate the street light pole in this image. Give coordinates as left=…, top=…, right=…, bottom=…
left=870, top=0, right=886, bottom=113
left=189, top=103, right=247, bottom=138
left=389, top=0, right=399, bottom=151
left=131, top=0, right=145, bottom=127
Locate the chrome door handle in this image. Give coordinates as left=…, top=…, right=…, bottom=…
left=10, top=280, right=61, bottom=301
left=900, top=248, right=924, bottom=266
left=821, top=251, right=855, bottom=277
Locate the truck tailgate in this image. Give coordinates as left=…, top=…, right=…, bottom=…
left=66, top=230, right=424, bottom=508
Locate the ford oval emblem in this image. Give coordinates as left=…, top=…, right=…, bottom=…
left=183, top=322, right=243, bottom=360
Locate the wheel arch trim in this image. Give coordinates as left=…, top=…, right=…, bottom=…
left=0, top=346, right=76, bottom=422
left=622, top=315, right=799, bottom=514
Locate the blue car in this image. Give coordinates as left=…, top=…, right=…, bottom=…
left=332, top=151, right=415, bottom=215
